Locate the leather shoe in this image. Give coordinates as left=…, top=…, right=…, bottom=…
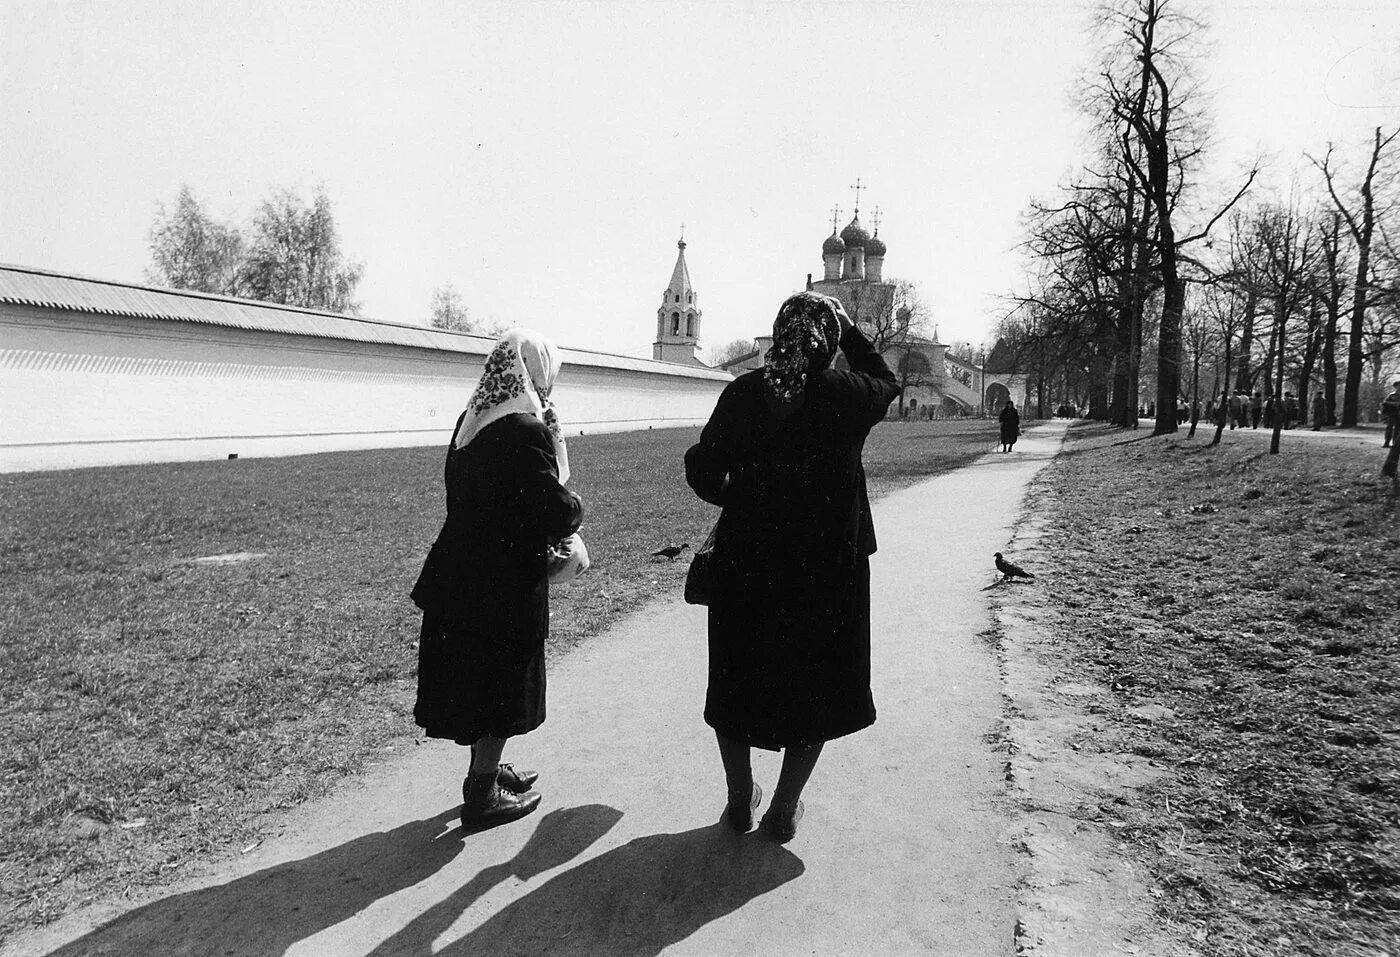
left=725, top=782, right=762, bottom=832
left=461, top=771, right=541, bottom=831
left=760, top=800, right=804, bottom=843
left=496, top=763, right=539, bottom=794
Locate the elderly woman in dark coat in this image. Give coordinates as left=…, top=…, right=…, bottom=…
left=684, top=292, right=900, bottom=841
left=999, top=399, right=1020, bottom=452
left=411, top=329, right=583, bottom=829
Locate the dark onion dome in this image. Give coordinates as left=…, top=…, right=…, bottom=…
left=840, top=215, right=870, bottom=248
left=865, top=232, right=887, bottom=257
left=822, top=230, right=846, bottom=255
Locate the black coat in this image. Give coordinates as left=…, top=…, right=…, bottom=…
left=999, top=405, right=1020, bottom=445
left=411, top=413, right=582, bottom=743
left=684, top=325, right=900, bottom=750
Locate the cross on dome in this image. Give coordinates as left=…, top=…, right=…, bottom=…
left=850, top=177, right=865, bottom=214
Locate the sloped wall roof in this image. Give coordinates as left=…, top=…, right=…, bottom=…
left=0, top=263, right=731, bottom=381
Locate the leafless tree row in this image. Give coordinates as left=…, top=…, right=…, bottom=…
left=998, top=0, right=1399, bottom=449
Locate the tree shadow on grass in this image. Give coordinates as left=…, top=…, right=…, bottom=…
left=42, top=804, right=622, bottom=957
left=393, top=821, right=805, bottom=957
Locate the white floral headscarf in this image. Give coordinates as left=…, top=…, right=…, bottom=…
left=452, top=328, right=570, bottom=484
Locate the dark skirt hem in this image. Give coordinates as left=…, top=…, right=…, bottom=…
left=704, top=713, right=875, bottom=752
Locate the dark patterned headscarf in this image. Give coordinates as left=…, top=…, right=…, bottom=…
left=763, top=292, right=842, bottom=404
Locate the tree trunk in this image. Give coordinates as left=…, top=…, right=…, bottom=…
left=1155, top=273, right=1184, bottom=435
left=1211, top=331, right=1233, bottom=447
left=1271, top=294, right=1288, bottom=454
left=1234, top=288, right=1257, bottom=392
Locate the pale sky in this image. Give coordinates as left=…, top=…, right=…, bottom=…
left=3, top=1, right=1398, bottom=359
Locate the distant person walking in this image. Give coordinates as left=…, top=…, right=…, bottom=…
left=1383, top=380, right=1400, bottom=448
left=410, top=329, right=584, bottom=830
left=1250, top=391, right=1263, bottom=429
left=1228, top=390, right=1244, bottom=430
left=1311, top=391, right=1326, bottom=431
left=684, top=292, right=899, bottom=842
left=999, top=400, right=1021, bottom=452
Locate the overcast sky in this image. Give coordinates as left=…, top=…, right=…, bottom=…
left=2, top=0, right=1398, bottom=359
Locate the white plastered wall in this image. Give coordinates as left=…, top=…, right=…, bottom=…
left=0, top=306, right=730, bottom=472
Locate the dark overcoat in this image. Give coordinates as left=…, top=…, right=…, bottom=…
left=684, top=325, right=900, bottom=750
left=999, top=405, right=1020, bottom=446
left=411, top=413, right=582, bottom=743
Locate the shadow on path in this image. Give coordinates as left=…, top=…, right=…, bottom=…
left=377, top=821, right=804, bottom=957
left=367, top=803, right=625, bottom=956
left=42, top=809, right=474, bottom=957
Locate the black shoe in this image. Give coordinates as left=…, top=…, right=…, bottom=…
left=496, top=763, right=539, bottom=794
left=725, top=782, right=762, bottom=833
left=759, top=800, right=804, bottom=843
left=461, top=771, right=541, bottom=831
left=469, top=745, right=539, bottom=793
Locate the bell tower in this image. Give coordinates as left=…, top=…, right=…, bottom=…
left=653, top=229, right=703, bottom=364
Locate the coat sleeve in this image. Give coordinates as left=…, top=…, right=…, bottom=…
left=821, top=324, right=902, bottom=428
left=685, top=381, right=741, bottom=507
left=504, top=421, right=584, bottom=541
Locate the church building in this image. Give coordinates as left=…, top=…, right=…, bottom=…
left=721, top=189, right=1011, bottom=417
left=652, top=234, right=705, bottom=366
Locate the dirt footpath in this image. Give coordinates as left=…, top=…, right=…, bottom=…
left=8, top=423, right=1106, bottom=957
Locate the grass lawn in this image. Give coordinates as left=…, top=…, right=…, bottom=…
left=0, top=417, right=998, bottom=941
left=1021, top=423, right=1400, bottom=956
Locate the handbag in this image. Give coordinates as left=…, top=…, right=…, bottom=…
left=684, top=523, right=718, bottom=605
left=546, top=532, right=590, bottom=585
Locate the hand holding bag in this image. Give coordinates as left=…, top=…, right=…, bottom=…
left=684, top=523, right=717, bottom=605
left=547, top=532, right=590, bottom=585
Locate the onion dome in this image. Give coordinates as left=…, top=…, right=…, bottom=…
left=822, top=230, right=846, bottom=255
left=865, top=231, right=887, bottom=257
left=840, top=215, right=870, bottom=248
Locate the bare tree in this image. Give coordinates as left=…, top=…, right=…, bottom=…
left=1251, top=194, right=1319, bottom=453
left=703, top=338, right=758, bottom=368
left=1094, top=0, right=1256, bottom=435
left=1308, top=126, right=1399, bottom=426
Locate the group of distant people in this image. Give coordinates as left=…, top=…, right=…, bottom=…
left=1208, top=389, right=1304, bottom=431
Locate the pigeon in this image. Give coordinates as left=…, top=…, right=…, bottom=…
left=994, top=552, right=1035, bottom=581
left=652, top=543, right=690, bottom=561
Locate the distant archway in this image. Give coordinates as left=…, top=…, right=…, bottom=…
left=985, top=382, right=1010, bottom=415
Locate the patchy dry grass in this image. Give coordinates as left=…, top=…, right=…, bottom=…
left=1026, top=424, right=1400, bottom=956
left=0, top=417, right=997, bottom=942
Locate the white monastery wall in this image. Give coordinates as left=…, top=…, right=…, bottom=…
left=0, top=304, right=730, bottom=473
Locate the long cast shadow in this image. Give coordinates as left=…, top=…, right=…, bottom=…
left=366, top=803, right=625, bottom=956
left=398, top=822, right=805, bottom=957
left=42, top=804, right=621, bottom=957
left=42, top=809, right=467, bottom=957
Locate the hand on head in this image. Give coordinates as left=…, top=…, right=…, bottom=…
left=823, top=296, right=853, bottom=333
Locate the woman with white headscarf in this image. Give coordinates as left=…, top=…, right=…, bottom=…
left=411, top=329, right=583, bottom=830
left=684, top=292, right=900, bottom=842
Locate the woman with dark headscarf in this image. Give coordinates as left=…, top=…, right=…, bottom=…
left=998, top=399, right=1020, bottom=452
left=684, top=292, right=900, bottom=841
left=411, top=329, right=584, bottom=830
